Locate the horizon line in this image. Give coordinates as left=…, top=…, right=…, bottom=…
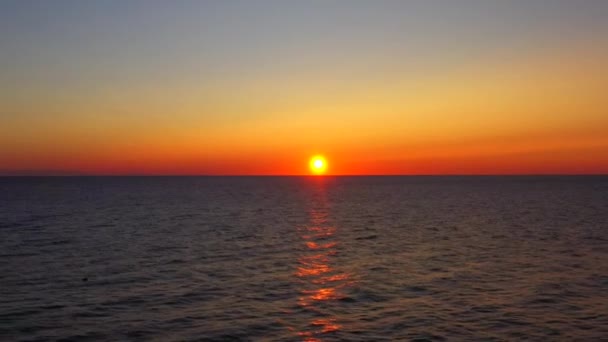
left=1, top=174, right=607, bottom=177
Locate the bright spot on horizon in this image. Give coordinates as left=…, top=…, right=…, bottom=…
left=309, top=155, right=328, bottom=175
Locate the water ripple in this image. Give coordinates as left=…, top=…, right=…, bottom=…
left=0, top=176, right=607, bottom=340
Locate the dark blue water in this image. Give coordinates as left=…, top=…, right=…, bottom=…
left=1, top=176, right=607, bottom=341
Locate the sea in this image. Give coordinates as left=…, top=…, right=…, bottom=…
left=1, top=176, right=607, bottom=341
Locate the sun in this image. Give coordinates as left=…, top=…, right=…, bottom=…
left=309, top=155, right=328, bottom=175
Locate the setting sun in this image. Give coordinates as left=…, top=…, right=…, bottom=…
left=309, top=155, right=328, bottom=175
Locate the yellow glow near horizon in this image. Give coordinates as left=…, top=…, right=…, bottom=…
left=309, top=155, right=328, bottom=175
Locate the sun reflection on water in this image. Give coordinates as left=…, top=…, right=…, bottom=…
left=289, top=186, right=354, bottom=341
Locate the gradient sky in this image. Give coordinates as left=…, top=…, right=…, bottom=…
left=1, top=0, right=607, bottom=175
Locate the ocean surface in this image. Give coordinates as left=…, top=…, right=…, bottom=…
left=1, top=176, right=607, bottom=341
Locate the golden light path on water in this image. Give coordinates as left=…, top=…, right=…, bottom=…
left=288, top=180, right=355, bottom=341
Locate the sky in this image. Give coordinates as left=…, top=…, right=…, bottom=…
left=1, top=0, right=607, bottom=175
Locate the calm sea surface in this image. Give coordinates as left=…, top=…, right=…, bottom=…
left=1, top=176, right=607, bottom=341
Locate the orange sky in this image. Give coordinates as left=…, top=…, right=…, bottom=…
left=1, top=2, right=607, bottom=175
